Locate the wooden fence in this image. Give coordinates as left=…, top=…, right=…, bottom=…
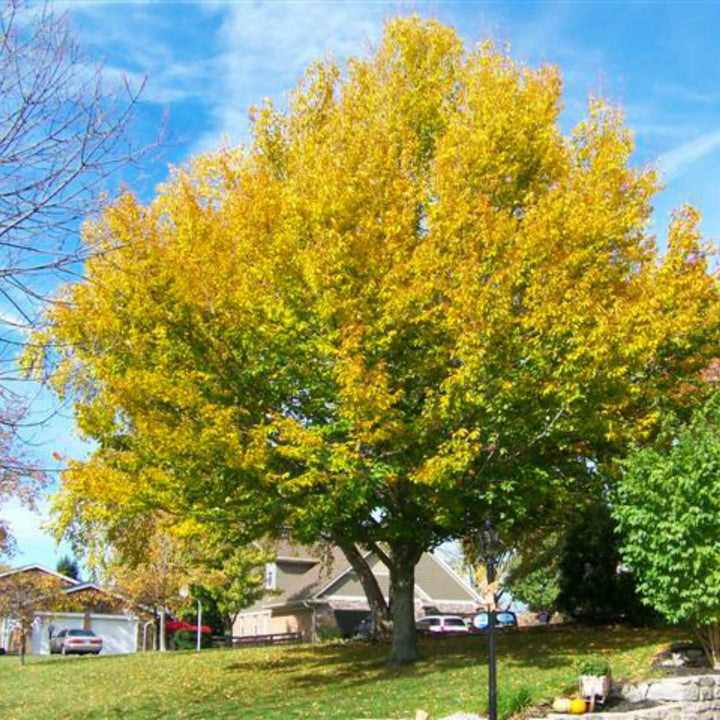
left=211, top=632, right=303, bottom=648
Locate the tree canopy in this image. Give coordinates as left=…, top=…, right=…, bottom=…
left=32, top=17, right=719, bottom=663
left=613, top=392, right=720, bottom=665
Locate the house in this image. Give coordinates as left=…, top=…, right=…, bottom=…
left=233, top=541, right=481, bottom=640
left=0, top=564, right=151, bottom=655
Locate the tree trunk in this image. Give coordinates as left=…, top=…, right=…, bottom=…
left=338, top=541, right=391, bottom=639
left=19, top=629, right=25, bottom=666
left=697, top=624, right=720, bottom=669
left=388, top=545, right=421, bottom=665
left=225, top=614, right=235, bottom=647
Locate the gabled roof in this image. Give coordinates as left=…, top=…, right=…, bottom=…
left=243, top=542, right=481, bottom=613
left=0, top=564, right=81, bottom=587
left=312, top=548, right=373, bottom=599
left=61, top=582, right=145, bottom=610
left=260, top=543, right=351, bottom=609
left=62, top=582, right=106, bottom=595
left=419, top=552, right=483, bottom=604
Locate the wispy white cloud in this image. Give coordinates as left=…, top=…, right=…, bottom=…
left=67, top=4, right=222, bottom=105
left=190, top=2, right=388, bottom=155
left=64, top=2, right=391, bottom=158
left=654, top=82, right=718, bottom=106
left=657, top=128, right=720, bottom=183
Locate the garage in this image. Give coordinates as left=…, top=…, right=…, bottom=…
left=0, top=566, right=147, bottom=656
left=32, top=612, right=139, bottom=655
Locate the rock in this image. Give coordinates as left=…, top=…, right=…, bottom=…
left=652, top=642, right=710, bottom=669
left=415, top=712, right=430, bottom=720
left=621, top=682, right=649, bottom=703
left=645, top=678, right=699, bottom=703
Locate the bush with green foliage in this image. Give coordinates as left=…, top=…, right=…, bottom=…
left=557, top=500, right=652, bottom=625
left=497, top=687, right=532, bottom=719
left=577, top=655, right=611, bottom=676
left=172, top=629, right=212, bottom=650
left=613, top=393, right=720, bottom=667
left=505, top=532, right=562, bottom=613
left=316, top=625, right=345, bottom=642
left=505, top=502, right=655, bottom=625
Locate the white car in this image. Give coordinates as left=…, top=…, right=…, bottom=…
left=416, top=615, right=469, bottom=635
left=50, top=628, right=103, bottom=655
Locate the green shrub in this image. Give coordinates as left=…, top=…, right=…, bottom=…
left=577, top=655, right=611, bottom=676
left=316, top=625, right=344, bottom=642
left=497, top=687, right=532, bottom=720
left=172, top=629, right=212, bottom=650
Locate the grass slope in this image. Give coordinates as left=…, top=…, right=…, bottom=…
left=0, top=626, right=685, bottom=719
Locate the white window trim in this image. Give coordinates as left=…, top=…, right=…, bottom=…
left=264, top=562, right=277, bottom=590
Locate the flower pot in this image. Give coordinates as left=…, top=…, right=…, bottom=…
left=579, top=673, right=611, bottom=701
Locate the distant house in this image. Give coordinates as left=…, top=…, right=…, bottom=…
left=0, top=564, right=151, bottom=655
left=233, top=541, right=481, bottom=640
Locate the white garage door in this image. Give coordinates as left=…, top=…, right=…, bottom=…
left=90, top=616, right=138, bottom=654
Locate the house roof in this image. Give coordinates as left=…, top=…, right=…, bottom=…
left=0, top=566, right=154, bottom=615
left=244, top=542, right=481, bottom=613
left=0, top=564, right=81, bottom=587
left=251, top=542, right=351, bottom=610
left=62, top=582, right=109, bottom=595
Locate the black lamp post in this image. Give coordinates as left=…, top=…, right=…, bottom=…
left=488, top=605, right=497, bottom=720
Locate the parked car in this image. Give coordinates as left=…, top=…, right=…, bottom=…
left=470, top=610, right=518, bottom=632
left=50, top=628, right=103, bottom=655
left=416, top=615, right=469, bottom=635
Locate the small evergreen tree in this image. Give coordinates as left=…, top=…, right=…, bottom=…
left=55, top=555, right=81, bottom=581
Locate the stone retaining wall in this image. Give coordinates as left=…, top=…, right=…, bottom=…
left=539, top=674, right=720, bottom=720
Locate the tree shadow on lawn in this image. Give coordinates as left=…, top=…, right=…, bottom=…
left=224, top=641, right=390, bottom=675
left=23, top=653, right=130, bottom=668
left=498, top=625, right=686, bottom=672
left=223, top=625, right=684, bottom=693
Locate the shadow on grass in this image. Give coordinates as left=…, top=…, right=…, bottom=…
left=222, top=624, right=686, bottom=697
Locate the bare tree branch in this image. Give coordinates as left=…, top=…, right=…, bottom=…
left=0, top=0, right=156, bottom=553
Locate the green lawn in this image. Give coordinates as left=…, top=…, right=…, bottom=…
left=0, top=626, right=687, bottom=719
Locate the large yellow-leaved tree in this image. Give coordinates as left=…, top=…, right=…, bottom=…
left=31, top=18, right=719, bottom=664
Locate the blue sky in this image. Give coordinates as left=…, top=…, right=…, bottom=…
left=10, top=0, right=720, bottom=571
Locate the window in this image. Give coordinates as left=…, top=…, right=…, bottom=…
left=264, top=562, right=277, bottom=590
left=443, top=618, right=466, bottom=628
